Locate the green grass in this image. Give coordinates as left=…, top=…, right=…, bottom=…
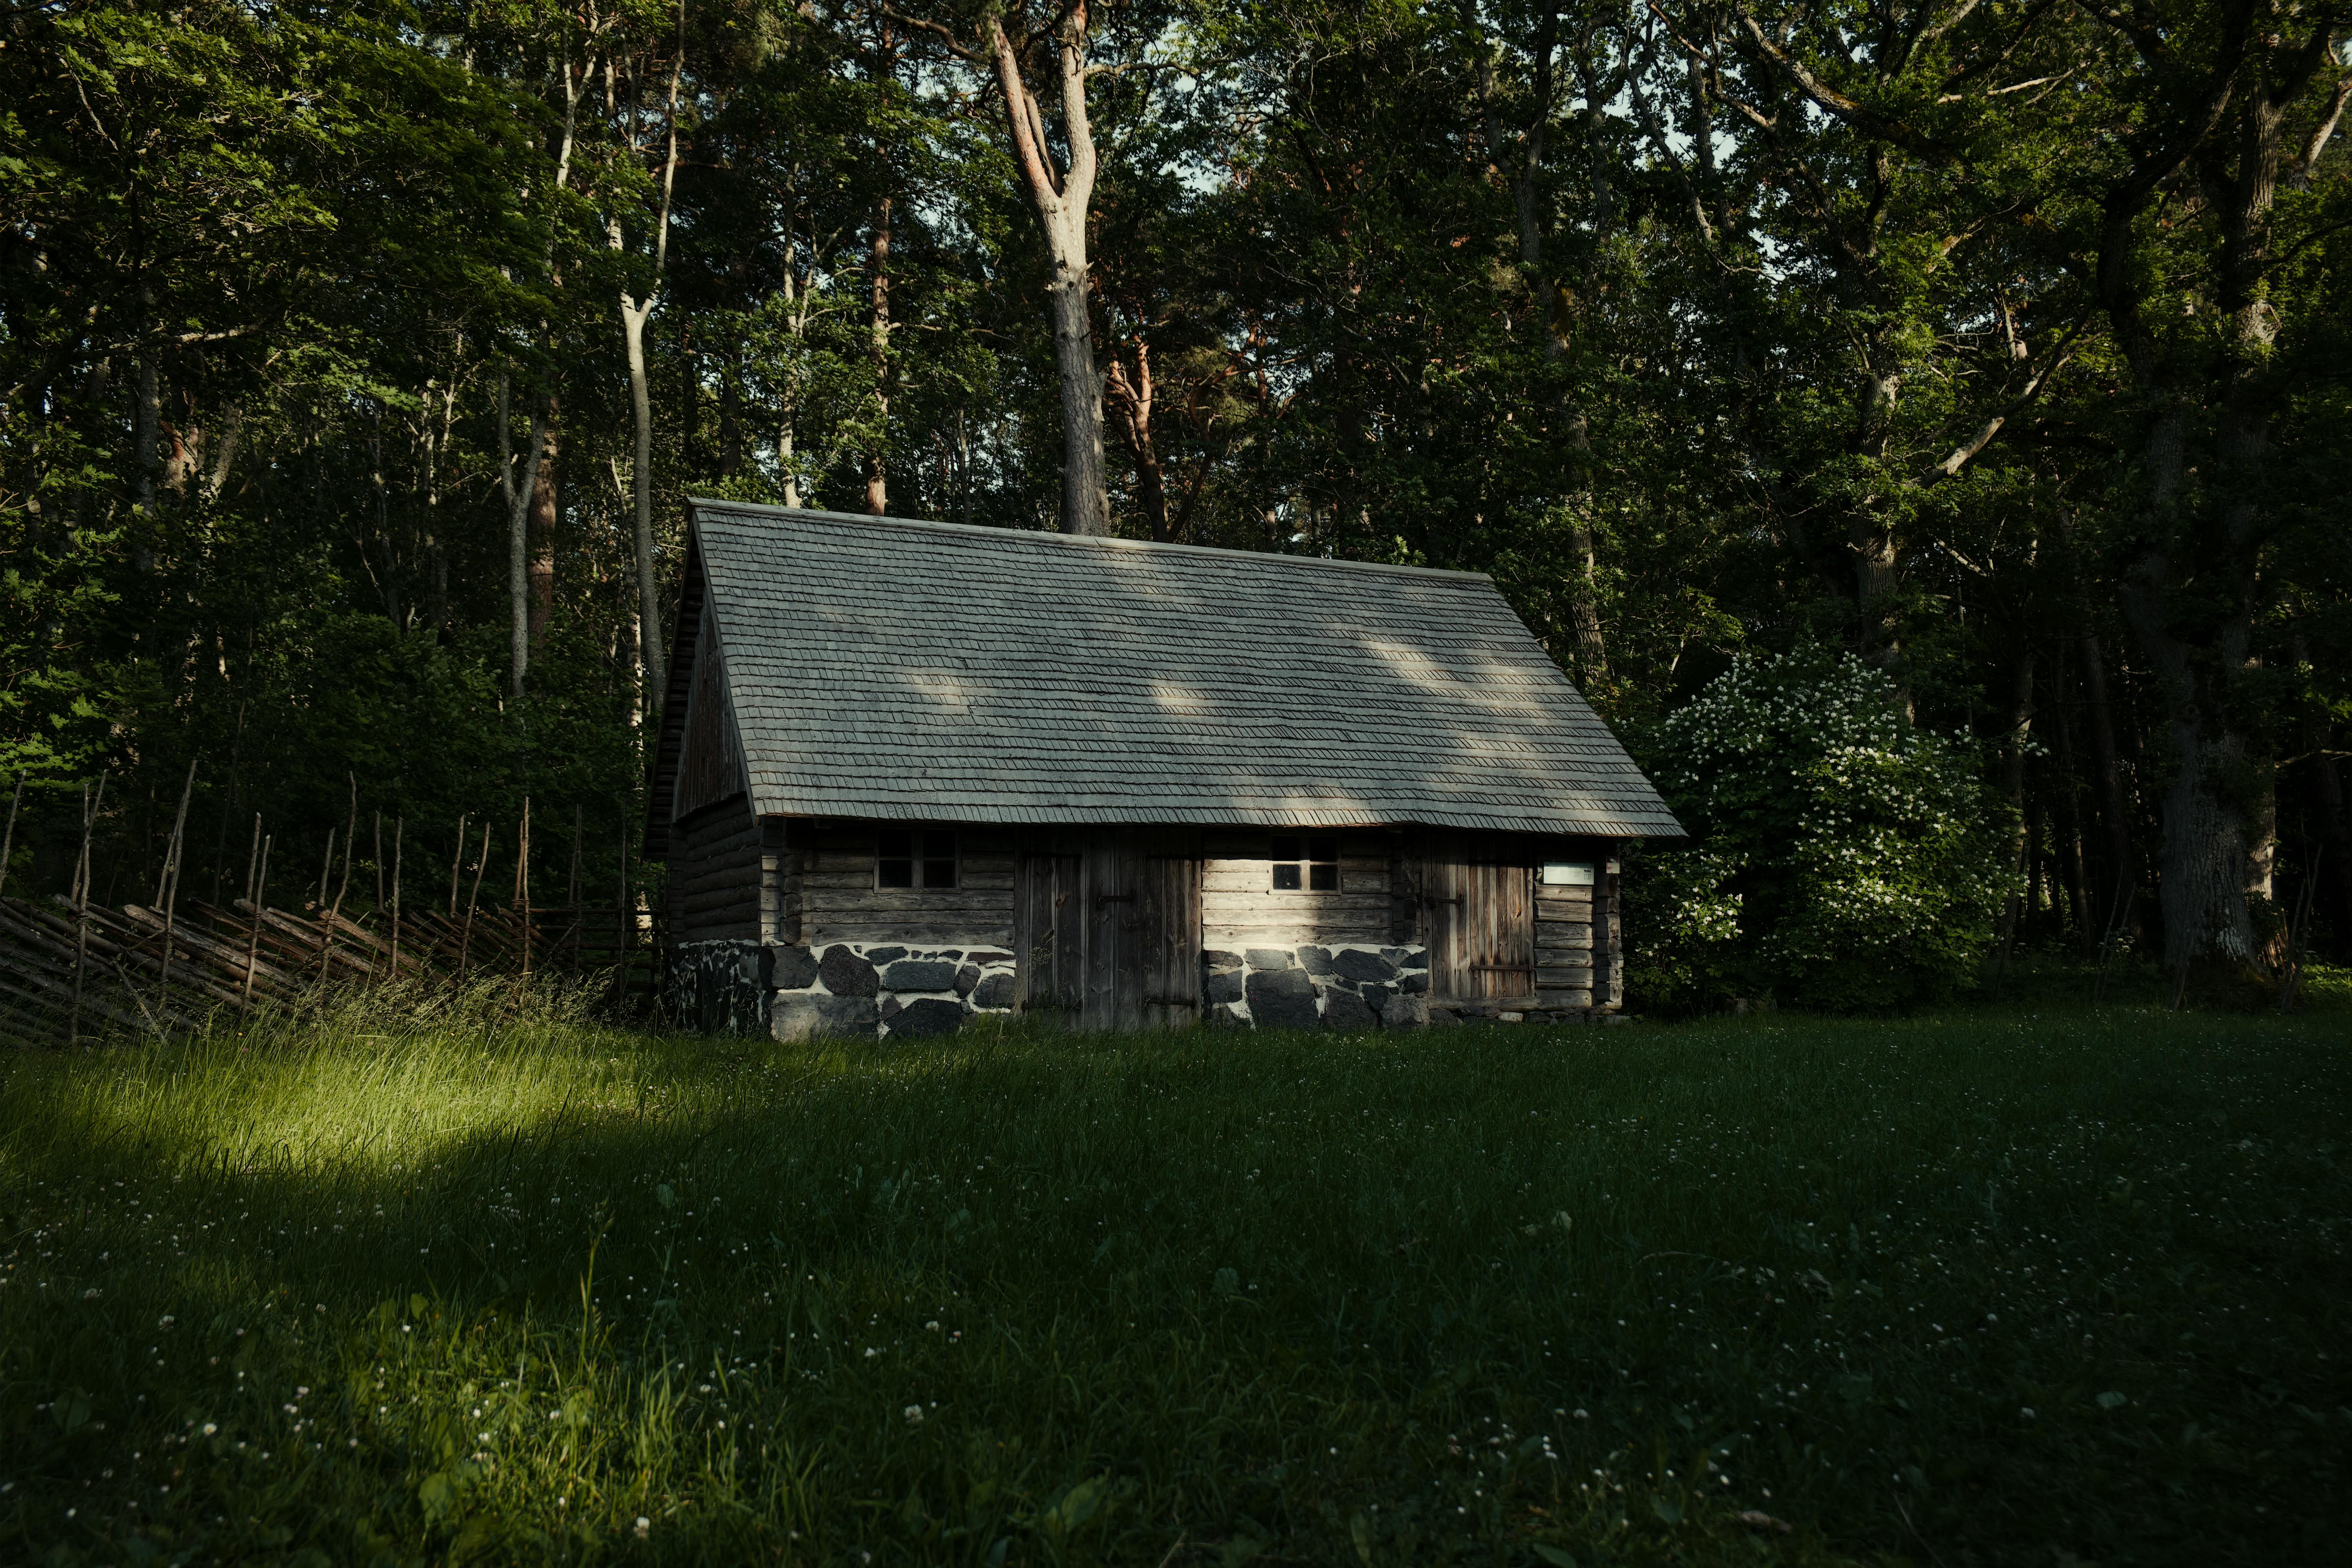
left=3, top=987, right=2349, bottom=1567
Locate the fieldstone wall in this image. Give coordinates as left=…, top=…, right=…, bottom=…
left=1203, top=944, right=1430, bottom=1031
left=677, top=935, right=1618, bottom=1040
left=767, top=941, right=1018, bottom=1043
left=666, top=939, right=773, bottom=1036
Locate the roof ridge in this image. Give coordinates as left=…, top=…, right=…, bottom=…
left=687, top=497, right=1494, bottom=584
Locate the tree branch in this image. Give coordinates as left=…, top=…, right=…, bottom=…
left=1735, top=5, right=1959, bottom=164
left=1921, top=312, right=2090, bottom=483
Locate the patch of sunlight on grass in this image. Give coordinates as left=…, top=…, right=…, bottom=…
left=3, top=998, right=2347, bottom=1565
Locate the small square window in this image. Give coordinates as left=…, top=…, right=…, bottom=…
left=879, top=831, right=956, bottom=890
left=1272, top=835, right=1339, bottom=892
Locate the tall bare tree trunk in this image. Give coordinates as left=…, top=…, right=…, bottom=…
left=985, top=5, right=1109, bottom=535
left=528, top=418, right=558, bottom=648
left=866, top=195, right=892, bottom=515
left=778, top=231, right=807, bottom=508
left=621, top=301, right=664, bottom=696
left=616, top=11, right=684, bottom=702
left=497, top=368, right=553, bottom=700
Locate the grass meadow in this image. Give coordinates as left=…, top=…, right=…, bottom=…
left=2, top=983, right=2348, bottom=1567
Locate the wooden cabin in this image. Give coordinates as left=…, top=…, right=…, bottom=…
left=646, top=502, right=1684, bottom=1039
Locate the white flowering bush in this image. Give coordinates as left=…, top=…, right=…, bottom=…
left=1626, top=652, right=2015, bottom=1013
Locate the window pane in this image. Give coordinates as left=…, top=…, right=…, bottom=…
left=1269, top=835, right=1301, bottom=862
left=878, top=860, right=914, bottom=889
left=877, top=830, right=913, bottom=860
left=922, top=858, right=956, bottom=889
left=1272, top=863, right=1302, bottom=891
left=1307, top=836, right=1338, bottom=864
left=1308, top=862, right=1339, bottom=891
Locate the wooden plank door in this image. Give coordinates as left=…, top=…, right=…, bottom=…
left=1429, top=834, right=1536, bottom=1001
left=1013, top=834, right=1084, bottom=1022
left=1134, top=829, right=1203, bottom=1029
left=1015, top=828, right=1201, bottom=1030
left=1082, top=831, right=1129, bottom=1030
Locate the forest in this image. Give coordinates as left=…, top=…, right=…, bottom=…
left=5, top=0, right=2350, bottom=1000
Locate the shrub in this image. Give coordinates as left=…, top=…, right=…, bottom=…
left=1627, top=651, right=2014, bottom=1013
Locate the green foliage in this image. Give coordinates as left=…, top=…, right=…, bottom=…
left=0, top=506, right=115, bottom=782
left=2, top=1002, right=2347, bottom=1561
left=1630, top=652, right=2014, bottom=1013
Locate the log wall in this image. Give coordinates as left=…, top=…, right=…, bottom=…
left=1200, top=829, right=1395, bottom=950
left=791, top=822, right=1019, bottom=949
left=667, top=794, right=762, bottom=942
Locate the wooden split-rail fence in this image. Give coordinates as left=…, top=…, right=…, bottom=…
left=0, top=893, right=657, bottom=1048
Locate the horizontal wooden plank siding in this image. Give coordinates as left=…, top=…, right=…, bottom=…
left=798, top=822, right=1018, bottom=949
left=1200, top=830, right=1392, bottom=948
left=1401, top=829, right=1625, bottom=1010
left=668, top=794, right=762, bottom=942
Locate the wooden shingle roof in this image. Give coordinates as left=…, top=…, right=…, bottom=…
left=653, top=500, right=1684, bottom=844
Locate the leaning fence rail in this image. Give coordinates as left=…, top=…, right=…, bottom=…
left=0, top=893, right=656, bottom=1047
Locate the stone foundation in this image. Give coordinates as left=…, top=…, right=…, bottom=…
left=666, top=939, right=778, bottom=1036
left=766, top=941, right=1018, bottom=1043
left=673, top=936, right=1615, bottom=1039
left=1203, top=944, right=1431, bottom=1031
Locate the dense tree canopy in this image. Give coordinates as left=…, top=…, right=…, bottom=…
left=4, top=0, right=2348, bottom=987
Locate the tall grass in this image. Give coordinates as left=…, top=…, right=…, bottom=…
left=3, top=988, right=2348, bottom=1565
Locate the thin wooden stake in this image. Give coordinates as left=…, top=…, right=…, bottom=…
left=518, top=796, right=532, bottom=984
left=70, top=774, right=109, bottom=1045
left=370, top=811, right=384, bottom=984
left=321, top=779, right=357, bottom=984
left=243, top=812, right=261, bottom=904
left=448, top=812, right=468, bottom=919
left=459, top=820, right=491, bottom=980
left=241, top=832, right=272, bottom=1020
left=313, top=826, right=336, bottom=984
left=156, top=759, right=197, bottom=1015
left=390, top=817, right=404, bottom=979
left=0, top=770, right=24, bottom=905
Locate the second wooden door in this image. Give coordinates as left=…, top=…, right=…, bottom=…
left=1426, top=835, right=1536, bottom=1001
left=1014, top=828, right=1202, bottom=1030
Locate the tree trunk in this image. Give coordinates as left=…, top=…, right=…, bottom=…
left=611, top=31, right=682, bottom=702
left=528, top=418, right=558, bottom=649
left=498, top=367, right=552, bottom=700
left=1046, top=260, right=1108, bottom=535
left=987, top=7, right=1110, bottom=536
left=622, top=298, right=666, bottom=698
left=1994, top=650, right=2036, bottom=946
left=1106, top=339, right=1169, bottom=539
left=866, top=195, right=892, bottom=515
left=2077, top=630, right=2134, bottom=922
left=133, top=321, right=160, bottom=572
left=2050, top=643, right=2094, bottom=951
left=2090, top=7, right=2338, bottom=977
